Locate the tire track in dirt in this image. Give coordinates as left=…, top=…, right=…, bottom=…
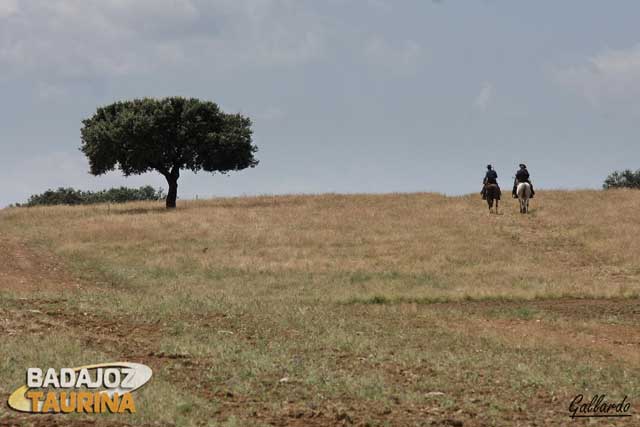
left=0, top=238, right=80, bottom=293
left=0, top=233, right=340, bottom=426
left=0, top=238, right=171, bottom=426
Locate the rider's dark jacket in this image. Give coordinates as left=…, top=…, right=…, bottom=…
left=484, top=170, right=498, bottom=185
left=515, top=168, right=530, bottom=183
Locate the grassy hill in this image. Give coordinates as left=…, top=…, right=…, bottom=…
left=1, top=190, right=639, bottom=426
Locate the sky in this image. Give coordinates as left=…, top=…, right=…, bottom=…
left=1, top=0, right=640, bottom=206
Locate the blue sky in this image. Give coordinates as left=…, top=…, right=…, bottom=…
left=1, top=0, right=640, bottom=206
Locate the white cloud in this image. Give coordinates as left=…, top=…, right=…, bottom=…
left=366, top=0, right=392, bottom=13
left=0, top=0, right=329, bottom=83
left=0, top=0, right=18, bottom=18
left=255, top=106, right=285, bottom=122
left=35, top=82, right=68, bottom=100
left=363, top=37, right=423, bottom=74
left=554, top=44, right=640, bottom=107
left=474, top=82, right=494, bottom=111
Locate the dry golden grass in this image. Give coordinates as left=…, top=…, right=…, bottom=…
left=3, top=190, right=640, bottom=303
left=1, top=190, right=639, bottom=426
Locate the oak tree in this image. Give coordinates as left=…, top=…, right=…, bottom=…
left=80, top=97, right=258, bottom=208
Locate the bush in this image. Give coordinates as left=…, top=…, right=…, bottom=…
left=18, top=186, right=166, bottom=207
left=603, top=169, right=640, bottom=189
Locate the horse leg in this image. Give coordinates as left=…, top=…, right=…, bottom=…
left=495, top=199, right=499, bottom=214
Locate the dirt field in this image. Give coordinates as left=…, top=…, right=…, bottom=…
left=1, top=191, right=639, bottom=426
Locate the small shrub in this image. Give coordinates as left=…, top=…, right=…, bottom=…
left=603, top=169, right=640, bottom=189
left=20, top=186, right=165, bottom=207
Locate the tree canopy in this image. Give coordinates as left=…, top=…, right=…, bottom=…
left=80, top=97, right=258, bottom=208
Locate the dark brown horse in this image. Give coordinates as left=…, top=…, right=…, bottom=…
left=485, top=184, right=501, bottom=214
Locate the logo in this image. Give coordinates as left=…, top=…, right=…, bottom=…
left=8, top=362, right=152, bottom=414
left=569, top=394, right=632, bottom=419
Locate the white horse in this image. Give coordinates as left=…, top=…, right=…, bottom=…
left=516, top=182, right=531, bottom=214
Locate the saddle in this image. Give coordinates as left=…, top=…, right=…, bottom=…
left=513, top=181, right=534, bottom=198
left=482, top=183, right=501, bottom=200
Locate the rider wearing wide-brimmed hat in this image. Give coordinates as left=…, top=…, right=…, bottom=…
left=512, top=163, right=535, bottom=198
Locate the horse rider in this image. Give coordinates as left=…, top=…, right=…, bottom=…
left=481, top=164, right=500, bottom=200
left=512, top=163, right=535, bottom=198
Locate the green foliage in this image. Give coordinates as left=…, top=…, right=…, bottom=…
left=18, top=186, right=165, bottom=207
left=603, top=169, right=640, bottom=189
left=80, top=97, right=258, bottom=208
left=80, top=97, right=258, bottom=177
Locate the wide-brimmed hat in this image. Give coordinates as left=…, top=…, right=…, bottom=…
left=519, top=163, right=526, bottom=168
left=487, top=164, right=492, bottom=169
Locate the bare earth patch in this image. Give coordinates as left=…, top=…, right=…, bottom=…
left=433, top=299, right=640, bottom=365
left=0, top=238, right=80, bottom=294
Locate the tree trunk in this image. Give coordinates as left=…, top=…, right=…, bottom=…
left=164, top=168, right=180, bottom=209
